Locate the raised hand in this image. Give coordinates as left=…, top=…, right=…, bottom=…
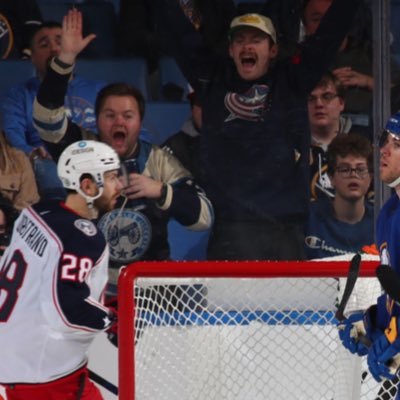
left=123, top=173, right=164, bottom=200
left=332, top=66, right=373, bottom=90
left=367, top=326, right=400, bottom=382
left=338, top=311, right=370, bottom=356
left=58, top=8, right=96, bottom=65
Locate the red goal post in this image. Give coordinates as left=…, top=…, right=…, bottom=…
left=118, top=260, right=380, bottom=400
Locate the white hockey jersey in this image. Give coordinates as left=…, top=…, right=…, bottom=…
left=0, top=201, right=112, bottom=383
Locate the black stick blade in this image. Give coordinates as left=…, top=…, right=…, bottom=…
left=376, top=264, right=400, bottom=303
left=335, top=253, right=362, bottom=321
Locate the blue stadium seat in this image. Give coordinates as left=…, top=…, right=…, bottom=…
left=75, top=58, right=150, bottom=100
left=37, top=1, right=69, bottom=22
left=158, top=57, right=189, bottom=102
left=38, top=1, right=117, bottom=58
left=0, top=60, right=35, bottom=96
left=142, top=100, right=208, bottom=259
left=168, top=220, right=211, bottom=261
left=142, top=101, right=191, bottom=144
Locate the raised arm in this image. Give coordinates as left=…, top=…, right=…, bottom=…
left=150, top=0, right=218, bottom=94
left=58, top=8, right=96, bottom=65
left=298, top=0, right=363, bottom=94
left=32, top=9, right=97, bottom=158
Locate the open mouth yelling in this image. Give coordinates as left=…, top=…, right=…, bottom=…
left=240, top=54, right=257, bottom=72
left=112, top=131, right=126, bottom=146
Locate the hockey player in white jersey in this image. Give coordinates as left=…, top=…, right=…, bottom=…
left=0, top=140, right=122, bottom=400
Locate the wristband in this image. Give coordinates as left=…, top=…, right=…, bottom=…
left=157, top=183, right=168, bottom=206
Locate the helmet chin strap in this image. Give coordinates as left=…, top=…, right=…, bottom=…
left=388, top=176, right=400, bottom=188
left=77, top=185, right=104, bottom=214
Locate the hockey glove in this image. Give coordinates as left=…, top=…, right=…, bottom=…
left=367, top=317, right=400, bottom=382
left=105, top=296, right=118, bottom=347
left=338, top=311, right=370, bottom=356
left=106, top=308, right=118, bottom=347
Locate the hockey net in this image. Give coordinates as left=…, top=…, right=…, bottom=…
left=118, top=259, right=397, bottom=400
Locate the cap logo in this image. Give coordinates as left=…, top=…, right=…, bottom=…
left=229, top=13, right=277, bottom=44
left=238, top=15, right=261, bottom=24
left=71, top=147, right=94, bottom=155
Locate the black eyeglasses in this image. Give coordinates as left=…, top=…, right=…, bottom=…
left=307, top=92, right=338, bottom=105
left=335, top=166, right=370, bottom=178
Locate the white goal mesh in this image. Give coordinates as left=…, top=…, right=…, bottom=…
left=118, top=260, right=397, bottom=400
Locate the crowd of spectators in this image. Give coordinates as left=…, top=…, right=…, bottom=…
left=0, top=1, right=398, bottom=398
left=0, top=0, right=395, bottom=264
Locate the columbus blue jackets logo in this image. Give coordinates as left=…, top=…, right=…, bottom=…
left=224, top=84, right=269, bottom=122
left=0, top=14, right=13, bottom=59
left=74, top=219, right=97, bottom=236
left=98, top=208, right=152, bottom=263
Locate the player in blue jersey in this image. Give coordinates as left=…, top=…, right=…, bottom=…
left=0, top=140, right=122, bottom=400
left=338, top=112, right=400, bottom=393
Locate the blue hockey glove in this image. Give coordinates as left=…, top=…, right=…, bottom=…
left=338, top=311, right=370, bottom=356
left=367, top=317, right=400, bottom=382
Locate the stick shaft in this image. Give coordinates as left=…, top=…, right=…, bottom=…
left=335, top=253, right=362, bottom=321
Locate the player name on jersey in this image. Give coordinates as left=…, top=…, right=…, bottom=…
left=15, top=214, right=48, bottom=257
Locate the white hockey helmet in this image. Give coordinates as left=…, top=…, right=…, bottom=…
left=57, top=140, right=120, bottom=203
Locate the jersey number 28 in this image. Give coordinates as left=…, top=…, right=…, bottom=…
left=0, top=250, right=28, bottom=322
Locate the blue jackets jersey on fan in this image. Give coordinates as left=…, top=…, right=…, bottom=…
left=31, top=58, right=213, bottom=263
left=152, top=0, right=362, bottom=224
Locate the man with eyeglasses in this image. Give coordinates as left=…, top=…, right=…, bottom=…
left=305, top=132, right=374, bottom=259
left=338, top=112, right=400, bottom=392
left=308, top=71, right=354, bottom=200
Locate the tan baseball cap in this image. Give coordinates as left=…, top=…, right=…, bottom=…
left=229, top=13, right=277, bottom=44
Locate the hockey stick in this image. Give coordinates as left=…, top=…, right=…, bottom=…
left=335, top=253, right=373, bottom=349
left=335, top=253, right=362, bottom=322
left=88, top=369, right=118, bottom=396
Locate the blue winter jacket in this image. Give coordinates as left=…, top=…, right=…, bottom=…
left=1, top=75, right=105, bottom=154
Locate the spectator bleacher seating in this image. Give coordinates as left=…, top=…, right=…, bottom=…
left=75, top=57, right=150, bottom=100
left=168, top=220, right=211, bottom=260
left=36, top=1, right=68, bottom=22
left=0, top=60, right=34, bottom=98
left=38, top=1, right=117, bottom=58
left=142, top=101, right=191, bottom=144
left=142, top=100, right=207, bottom=260
left=158, top=57, right=189, bottom=102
